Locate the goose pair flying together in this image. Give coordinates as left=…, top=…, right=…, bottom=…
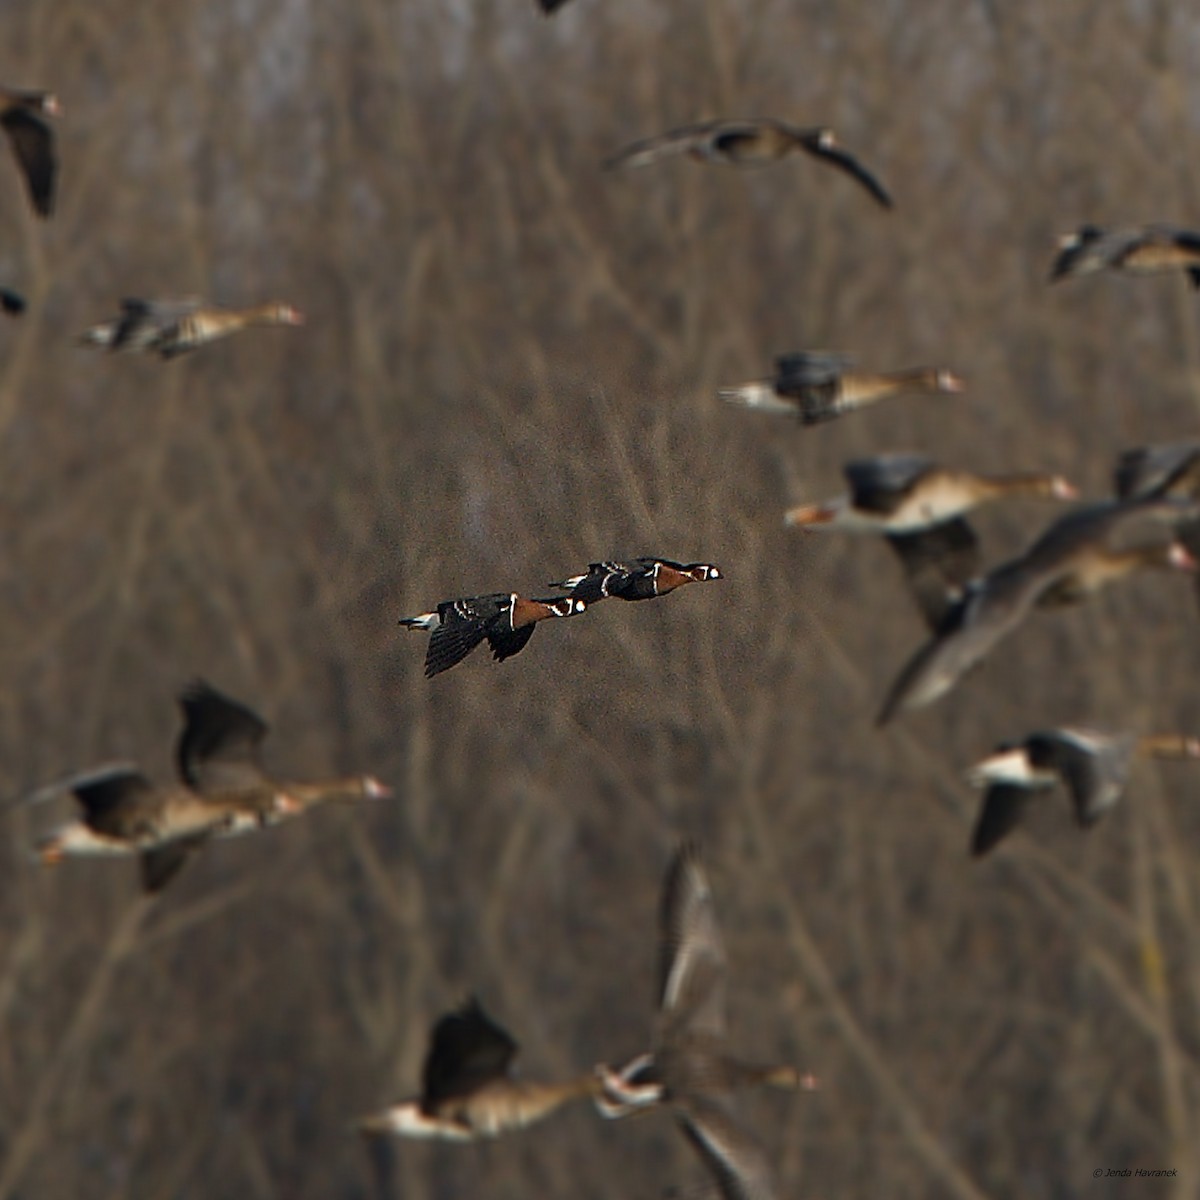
left=400, top=559, right=722, bottom=677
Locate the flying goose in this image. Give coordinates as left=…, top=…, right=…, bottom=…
left=1050, top=224, right=1200, bottom=288
left=359, top=997, right=600, bottom=1140
left=548, top=558, right=723, bottom=604
left=175, top=680, right=391, bottom=822
left=785, top=455, right=1077, bottom=629
left=596, top=845, right=814, bottom=1198
left=877, top=499, right=1199, bottom=724
left=399, top=592, right=587, bottom=677
left=968, top=728, right=1200, bottom=856
left=603, top=118, right=892, bottom=208
left=0, top=87, right=58, bottom=217
left=79, top=298, right=304, bottom=359
left=35, top=764, right=293, bottom=893
left=721, top=351, right=962, bottom=426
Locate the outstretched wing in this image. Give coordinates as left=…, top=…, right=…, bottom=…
left=425, top=621, right=488, bottom=676
left=1038, top=729, right=1133, bottom=826
left=487, top=624, right=536, bottom=662
left=0, top=108, right=55, bottom=216
left=677, top=1097, right=778, bottom=1200
left=422, top=997, right=519, bottom=1108
left=885, top=519, right=981, bottom=632
left=603, top=124, right=715, bottom=170
left=970, top=783, right=1035, bottom=857
left=176, top=679, right=269, bottom=794
left=659, top=843, right=727, bottom=1039
left=796, top=128, right=893, bottom=209
left=844, top=455, right=937, bottom=514
left=72, top=769, right=162, bottom=839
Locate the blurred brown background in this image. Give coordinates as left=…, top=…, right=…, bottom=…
left=2, top=1, right=1200, bottom=1197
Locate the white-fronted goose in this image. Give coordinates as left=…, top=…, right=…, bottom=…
left=399, top=592, right=587, bottom=677
left=35, top=764, right=292, bottom=893
left=721, top=351, right=962, bottom=426
left=596, top=845, right=813, bottom=1198
left=176, top=679, right=391, bottom=821
left=359, top=997, right=600, bottom=1140
left=0, top=288, right=23, bottom=316
left=786, top=456, right=1078, bottom=629
left=877, top=499, right=1199, bottom=724
left=79, top=297, right=304, bottom=359
left=968, top=728, right=1200, bottom=856
left=0, top=87, right=58, bottom=217
left=1050, top=224, right=1200, bottom=288
left=548, top=558, right=722, bottom=604
left=604, top=118, right=892, bottom=209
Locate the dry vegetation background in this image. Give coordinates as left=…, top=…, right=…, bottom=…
left=2, top=0, right=1200, bottom=1197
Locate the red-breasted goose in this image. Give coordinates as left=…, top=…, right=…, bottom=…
left=722, top=351, right=962, bottom=426
left=399, top=592, right=587, bottom=677
left=603, top=118, right=892, bottom=208
left=968, top=728, right=1200, bottom=856
left=548, top=558, right=722, bottom=604
left=358, top=997, right=600, bottom=1140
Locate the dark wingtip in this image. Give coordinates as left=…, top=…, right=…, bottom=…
left=0, top=288, right=25, bottom=315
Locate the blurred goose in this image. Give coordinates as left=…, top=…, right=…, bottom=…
left=604, top=118, right=892, bottom=208
left=1050, top=224, right=1200, bottom=288
left=0, top=288, right=24, bottom=316
left=359, top=997, right=600, bottom=1140
left=968, top=728, right=1200, bottom=856
left=35, top=764, right=292, bottom=893
left=548, top=558, right=722, bottom=604
left=1114, top=442, right=1200, bottom=599
left=721, top=351, right=962, bottom=426
left=0, top=86, right=58, bottom=217
left=596, top=845, right=813, bottom=1198
left=79, top=297, right=304, bottom=359
left=176, top=680, right=391, bottom=823
left=785, top=455, right=1077, bottom=629
left=399, top=592, right=587, bottom=677
left=877, top=499, right=1198, bottom=724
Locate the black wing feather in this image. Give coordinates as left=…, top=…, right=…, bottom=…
left=487, top=624, right=536, bottom=662
left=422, top=998, right=518, bottom=1108
left=971, top=784, right=1034, bottom=856
left=0, top=108, right=55, bottom=216
left=176, top=679, right=269, bottom=792
left=886, top=518, right=981, bottom=632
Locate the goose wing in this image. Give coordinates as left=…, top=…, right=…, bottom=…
left=885, top=518, right=981, bottom=632
left=0, top=107, right=55, bottom=216
left=176, top=679, right=269, bottom=794
left=422, top=998, right=519, bottom=1108
left=794, top=128, right=893, bottom=209
left=603, top=123, right=717, bottom=170
left=1035, top=728, right=1135, bottom=826
left=71, top=768, right=163, bottom=839
left=844, top=455, right=938, bottom=514
left=659, top=843, right=726, bottom=1040
left=677, top=1097, right=778, bottom=1200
